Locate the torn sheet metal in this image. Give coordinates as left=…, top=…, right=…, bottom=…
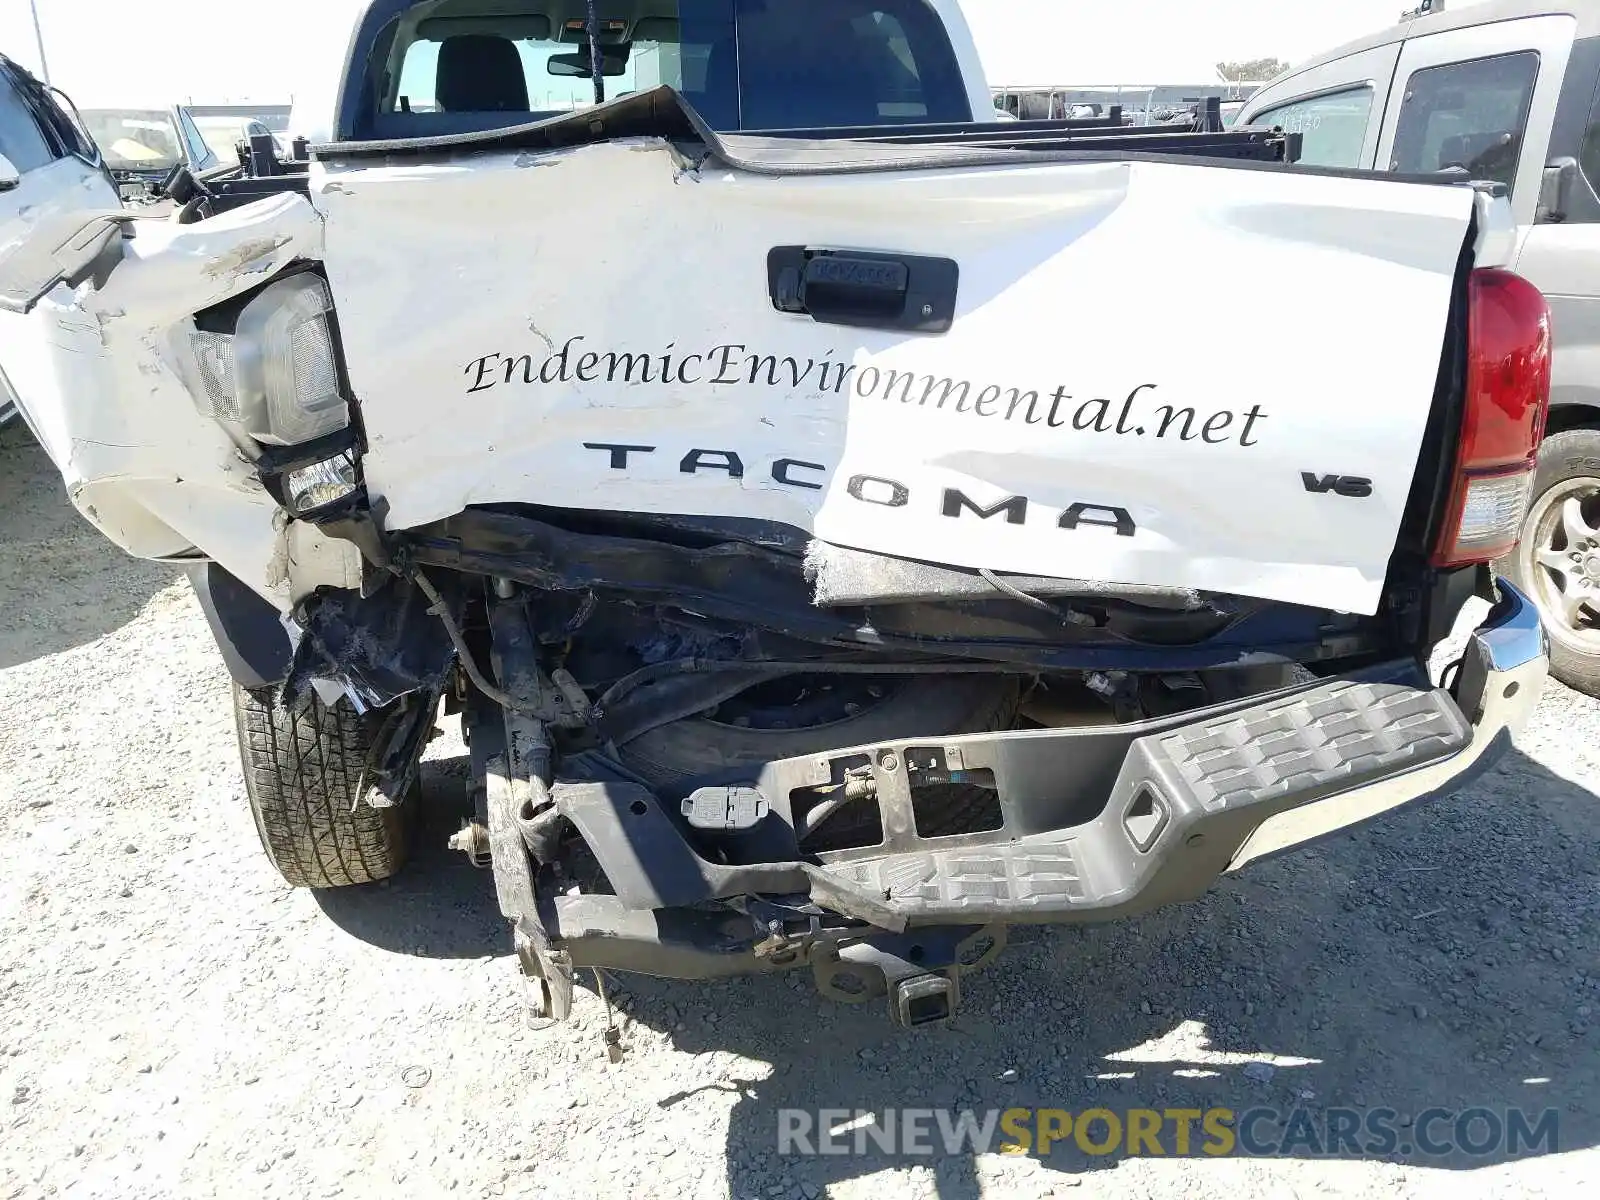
left=311, top=141, right=1478, bottom=615
left=0, top=193, right=324, bottom=602
left=283, top=521, right=365, bottom=604
left=283, top=573, right=458, bottom=712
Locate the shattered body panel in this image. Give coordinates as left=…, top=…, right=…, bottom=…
left=4, top=196, right=330, bottom=600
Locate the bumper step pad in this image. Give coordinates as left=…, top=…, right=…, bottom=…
left=1141, top=680, right=1472, bottom=814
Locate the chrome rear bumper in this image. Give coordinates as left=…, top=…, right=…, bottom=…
left=1229, top=580, right=1546, bottom=870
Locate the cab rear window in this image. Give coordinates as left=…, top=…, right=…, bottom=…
left=346, top=0, right=970, bottom=140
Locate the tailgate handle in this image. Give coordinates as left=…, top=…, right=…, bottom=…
left=768, top=246, right=958, bottom=333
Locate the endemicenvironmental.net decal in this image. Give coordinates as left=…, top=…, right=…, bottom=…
left=463, top=336, right=1270, bottom=450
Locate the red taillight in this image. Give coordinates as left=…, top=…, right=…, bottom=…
left=1432, top=268, right=1552, bottom=568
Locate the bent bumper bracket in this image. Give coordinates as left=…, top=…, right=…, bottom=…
left=491, top=582, right=1546, bottom=1012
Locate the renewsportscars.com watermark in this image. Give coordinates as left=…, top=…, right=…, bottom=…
left=777, top=1107, right=1560, bottom=1159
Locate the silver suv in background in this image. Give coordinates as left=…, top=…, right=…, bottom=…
left=1240, top=0, right=1600, bottom=696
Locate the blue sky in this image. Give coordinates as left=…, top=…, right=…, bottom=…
left=0, top=0, right=1484, bottom=106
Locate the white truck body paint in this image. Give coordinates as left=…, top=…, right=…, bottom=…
left=0, top=155, right=123, bottom=427
left=1, top=194, right=323, bottom=598
left=0, top=138, right=1490, bottom=617
left=310, top=140, right=1478, bottom=614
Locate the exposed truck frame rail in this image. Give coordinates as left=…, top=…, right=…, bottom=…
left=459, top=558, right=1543, bottom=1028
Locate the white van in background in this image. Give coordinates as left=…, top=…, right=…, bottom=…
left=1240, top=0, right=1600, bottom=696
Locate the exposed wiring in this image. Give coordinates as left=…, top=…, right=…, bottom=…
left=979, top=568, right=1097, bottom=628
left=595, top=656, right=1023, bottom=716
left=410, top=567, right=542, bottom=720
left=412, top=569, right=1024, bottom=731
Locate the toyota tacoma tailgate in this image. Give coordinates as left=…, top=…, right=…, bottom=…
left=315, top=128, right=1485, bottom=616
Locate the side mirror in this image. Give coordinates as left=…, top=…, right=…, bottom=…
left=0, top=152, right=19, bottom=192
left=1537, top=157, right=1579, bottom=224
left=548, top=51, right=627, bottom=79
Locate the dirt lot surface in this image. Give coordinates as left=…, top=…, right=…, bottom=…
left=2, top=426, right=1597, bottom=1200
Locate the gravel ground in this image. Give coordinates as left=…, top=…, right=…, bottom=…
left=2, top=424, right=1598, bottom=1200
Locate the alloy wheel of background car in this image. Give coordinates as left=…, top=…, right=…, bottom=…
left=1508, top=430, right=1600, bottom=698
left=1523, top=479, right=1600, bottom=639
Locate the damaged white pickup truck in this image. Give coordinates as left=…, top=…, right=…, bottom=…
left=0, top=0, right=1555, bottom=1027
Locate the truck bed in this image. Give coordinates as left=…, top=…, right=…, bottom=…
left=309, top=86, right=1301, bottom=163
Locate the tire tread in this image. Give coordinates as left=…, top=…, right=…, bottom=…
left=232, top=683, right=409, bottom=888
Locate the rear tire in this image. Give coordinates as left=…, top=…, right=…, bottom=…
left=233, top=683, right=411, bottom=888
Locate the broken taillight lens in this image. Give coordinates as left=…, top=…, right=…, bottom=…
left=285, top=450, right=359, bottom=514
left=185, top=273, right=348, bottom=446
left=1432, top=268, right=1552, bottom=568
left=236, top=273, right=347, bottom=445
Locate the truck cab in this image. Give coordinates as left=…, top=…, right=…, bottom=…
left=286, top=0, right=997, bottom=145
left=1239, top=0, right=1600, bottom=695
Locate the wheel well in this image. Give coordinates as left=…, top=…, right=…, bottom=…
left=186, top=562, right=293, bottom=689
left=1545, top=403, right=1600, bottom=438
